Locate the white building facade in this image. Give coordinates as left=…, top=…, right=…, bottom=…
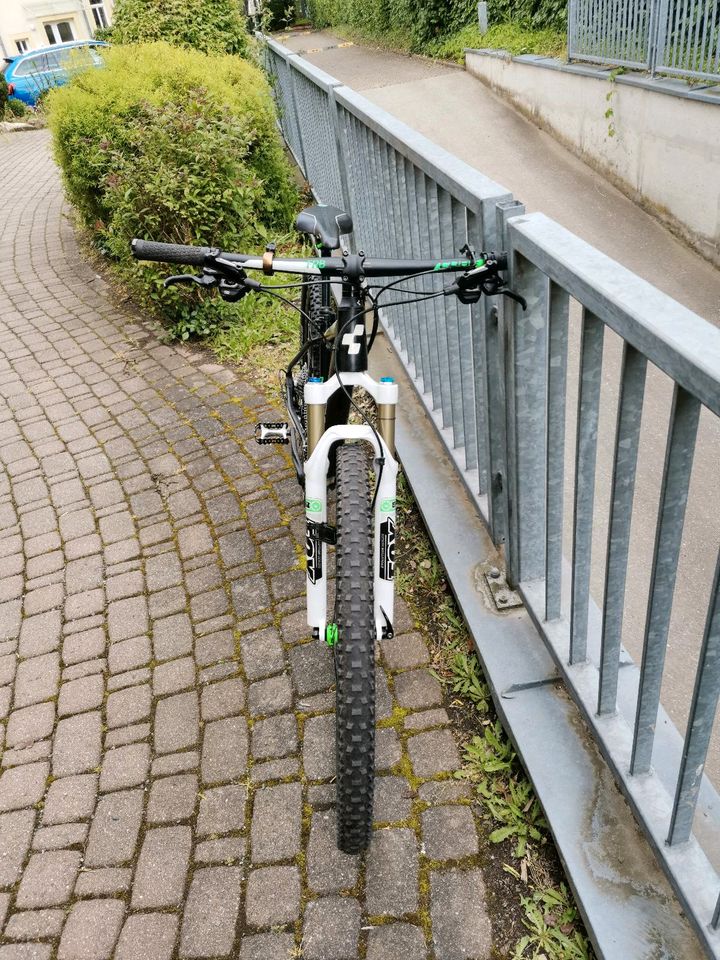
left=0, top=0, right=114, bottom=58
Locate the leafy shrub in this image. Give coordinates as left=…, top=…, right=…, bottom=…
left=262, top=0, right=299, bottom=30
left=48, top=42, right=298, bottom=339
left=6, top=98, right=29, bottom=117
left=426, top=22, right=566, bottom=62
left=491, top=0, right=566, bottom=30
left=109, top=0, right=250, bottom=56
left=306, top=0, right=566, bottom=48
left=0, top=73, right=8, bottom=118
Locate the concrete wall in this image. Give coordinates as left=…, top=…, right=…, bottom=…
left=465, top=51, right=720, bottom=267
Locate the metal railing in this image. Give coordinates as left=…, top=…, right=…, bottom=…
left=568, top=0, right=720, bottom=81
left=262, top=36, right=720, bottom=958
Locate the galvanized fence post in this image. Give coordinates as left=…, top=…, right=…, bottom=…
left=500, top=200, right=550, bottom=586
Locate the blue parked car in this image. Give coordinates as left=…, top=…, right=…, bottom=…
left=2, top=41, right=108, bottom=107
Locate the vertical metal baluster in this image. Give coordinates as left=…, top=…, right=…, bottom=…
left=376, top=139, right=397, bottom=344
left=691, top=0, right=703, bottom=71
left=653, top=0, right=670, bottom=72
left=403, top=159, right=425, bottom=387
left=368, top=129, right=385, bottom=253
left=437, top=189, right=464, bottom=449
left=631, top=386, right=701, bottom=774
left=544, top=282, right=570, bottom=622
left=386, top=146, right=407, bottom=349
left=570, top=310, right=604, bottom=664
left=452, top=200, right=477, bottom=471
left=352, top=121, right=372, bottom=249
left=679, top=0, right=691, bottom=69
left=376, top=136, right=393, bottom=253
left=286, top=59, right=308, bottom=178
left=298, top=76, right=317, bottom=192
left=698, top=0, right=710, bottom=72
left=623, top=0, right=634, bottom=63
left=667, top=548, right=720, bottom=845
left=395, top=151, right=415, bottom=362
left=415, top=168, right=438, bottom=405
left=467, top=209, right=490, bottom=498
left=597, top=345, right=647, bottom=712
left=426, top=181, right=453, bottom=428
left=706, top=0, right=719, bottom=73
left=504, top=248, right=549, bottom=585
left=351, top=115, right=371, bottom=247
left=328, top=88, right=352, bottom=220
left=344, top=115, right=365, bottom=243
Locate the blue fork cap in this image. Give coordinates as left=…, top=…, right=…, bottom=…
left=380, top=377, right=394, bottom=383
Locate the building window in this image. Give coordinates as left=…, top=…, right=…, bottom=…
left=90, top=1, right=109, bottom=29
left=44, top=21, right=75, bottom=44
left=15, top=39, right=30, bottom=53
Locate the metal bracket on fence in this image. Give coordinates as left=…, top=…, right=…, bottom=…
left=481, top=563, right=523, bottom=610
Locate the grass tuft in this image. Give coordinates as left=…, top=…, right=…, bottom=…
left=425, top=22, right=567, bottom=63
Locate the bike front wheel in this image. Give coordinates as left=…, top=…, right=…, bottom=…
left=333, top=441, right=375, bottom=853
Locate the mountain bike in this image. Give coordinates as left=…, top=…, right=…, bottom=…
left=132, top=203, right=524, bottom=853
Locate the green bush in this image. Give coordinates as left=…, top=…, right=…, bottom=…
left=262, top=0, right=298, bottom=30
left=426, top=22, right=566, bottom=61
left=306, top=0, right=565, bottom=48
left=6, top=98, right=29, bottom=117
left=0, top=73, right=8, bottom=118
left=48, top=42, right=298, bottom=339
left=109, top=0, right=250, bottom=56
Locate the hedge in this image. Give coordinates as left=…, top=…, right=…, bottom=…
left=109, top=0, right=250, bottom=57
left=306, top=0, right=565, bottom=47
left=48, top=42, right=298, bottom=339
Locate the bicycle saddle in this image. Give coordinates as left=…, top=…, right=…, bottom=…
left=295, top=204, right=353, bottom=252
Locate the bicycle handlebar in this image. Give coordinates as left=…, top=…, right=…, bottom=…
left=132, top=240, right=216, bottom=266
left=131, top=238, right=507, bottom=277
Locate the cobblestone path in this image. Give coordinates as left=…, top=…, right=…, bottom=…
left=0, top=130, right=492, bottom=959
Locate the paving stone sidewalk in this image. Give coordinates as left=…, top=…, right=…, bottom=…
left=0, top=129, right=493, bottom=959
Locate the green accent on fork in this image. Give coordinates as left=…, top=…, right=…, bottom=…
left=305, top=498, right=322, bottom=512
left=325, top=623, right=338, bottom=647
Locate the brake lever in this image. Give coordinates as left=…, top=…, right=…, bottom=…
left=499, top=288, right=528, bottom=311
left=445, top=272, right=527, bottom=310
left=163, top=273, right=217, bottom=289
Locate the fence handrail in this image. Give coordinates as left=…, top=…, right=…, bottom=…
left=509, top=212, right=720, bottom=418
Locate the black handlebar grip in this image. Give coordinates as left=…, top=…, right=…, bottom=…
left=131, top=239, right=213, bottom=266
left=496, top=253, right=508, bottom=271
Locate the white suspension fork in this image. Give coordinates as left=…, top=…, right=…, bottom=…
left=303, top=374, right=399, bottom=645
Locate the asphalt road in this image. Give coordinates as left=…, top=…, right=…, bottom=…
left=280, top=29, right=720, bottom=786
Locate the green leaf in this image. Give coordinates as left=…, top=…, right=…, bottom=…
left=489, top=825, right=518, bottom=843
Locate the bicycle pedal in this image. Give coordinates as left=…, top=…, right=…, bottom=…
left=255, top=422, right=290, bottom=445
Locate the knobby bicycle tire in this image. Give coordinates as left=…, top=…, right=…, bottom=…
left=334, top=442, right=375, bottom=853
left=301, top=278, right=331, bottom=381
